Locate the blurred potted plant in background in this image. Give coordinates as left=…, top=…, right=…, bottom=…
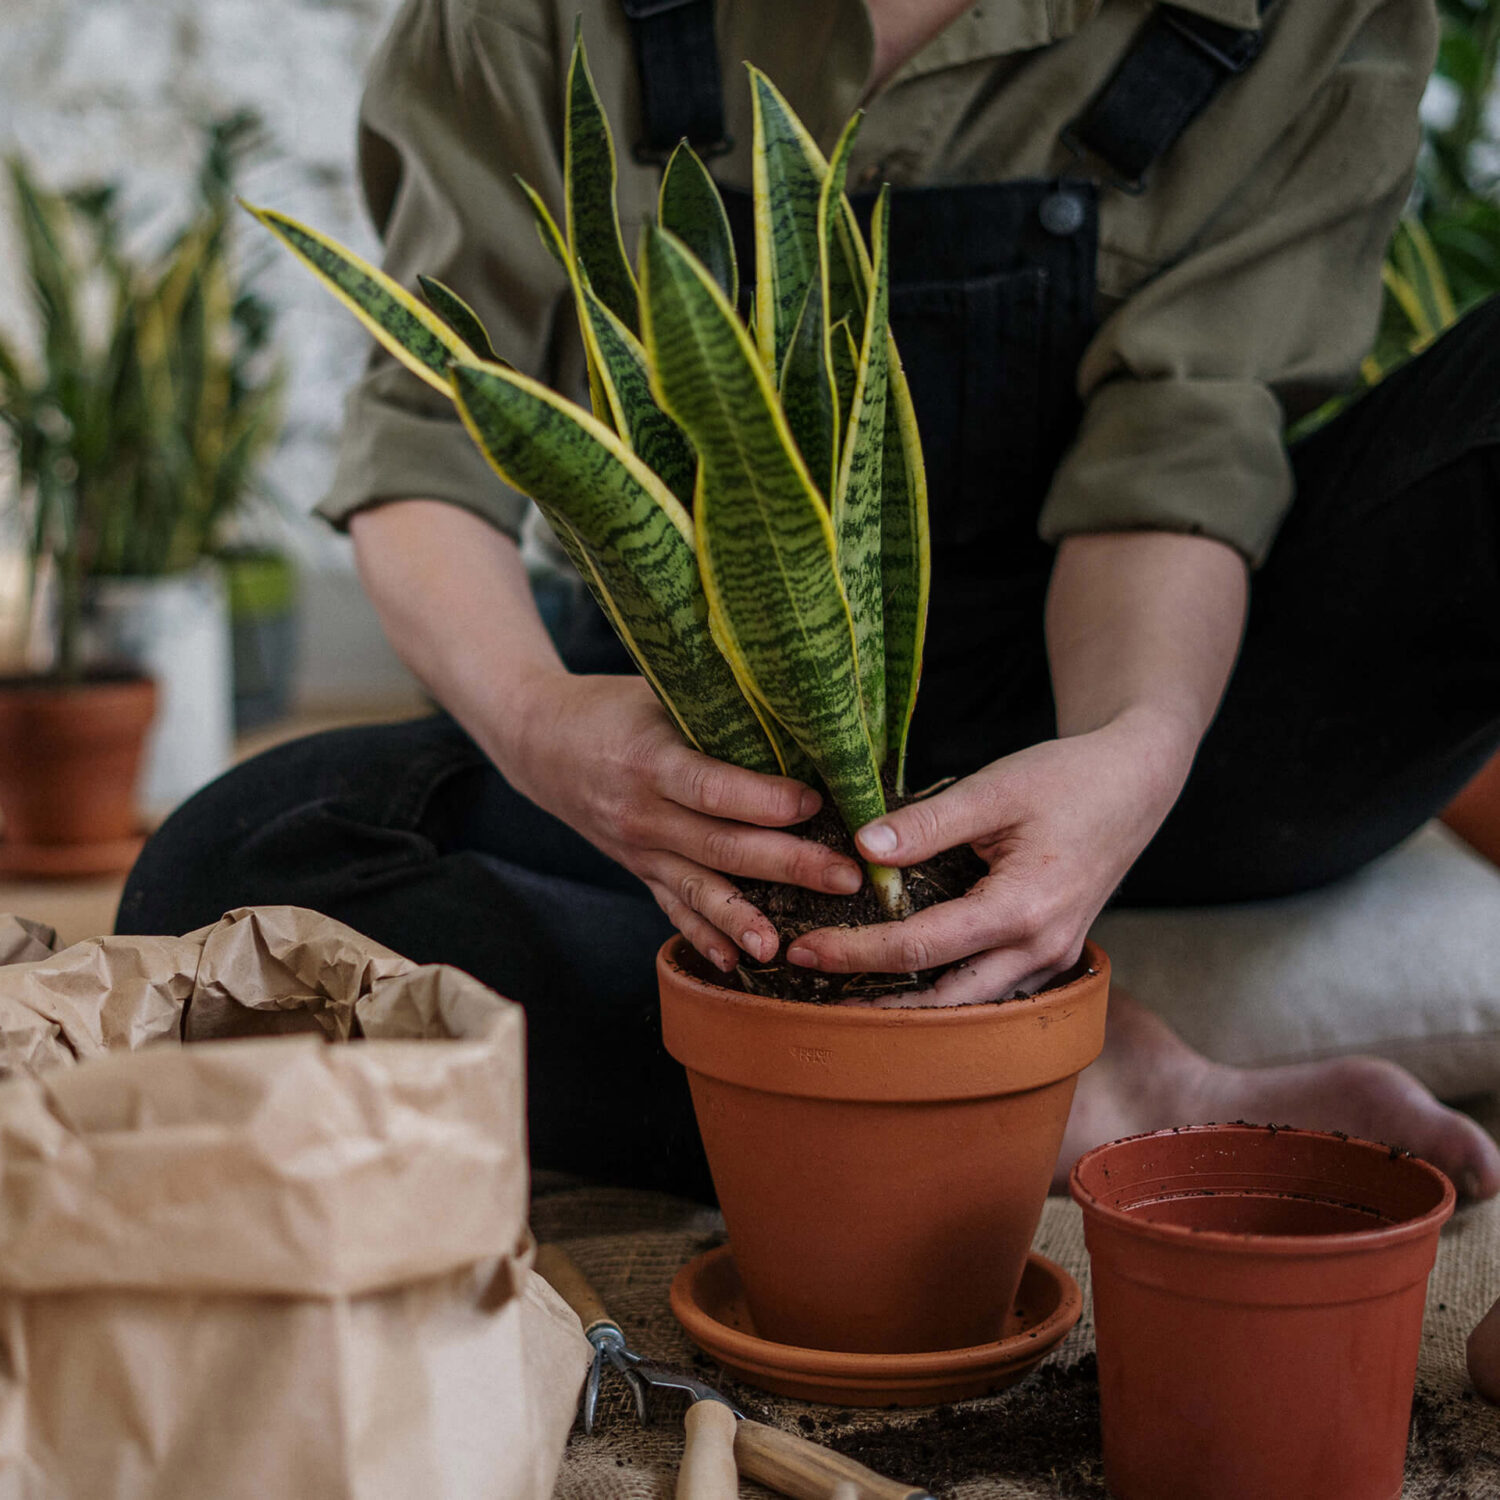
left=0, top=113, right=286, bottom=855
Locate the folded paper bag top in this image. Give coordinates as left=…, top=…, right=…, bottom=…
left=0, top=906, right=529, bottom=1299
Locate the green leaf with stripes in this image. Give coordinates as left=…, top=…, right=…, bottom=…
left=881, top=341, right=930, bottom=794
left=450, top=360, right=779, bottom=774
left=831, top=317, right=858, bottom=448
left=778, top=276, right=836, bottom=502
left=640, top=223, right=885, bottom=836
left=245, top=203, right=476, bottom=394
left=834, top=185, right=891, bottom=766
left=659, top=142, right=738, bottom=307
left=749, top=67, right=827, bottom=377
left=418, top=275, right=500, bottom=362
left=565, top=26, right=638, bottom=333
left=577, top=271, right=697, bottom=505
left=516, top=175, right=615, bottom=428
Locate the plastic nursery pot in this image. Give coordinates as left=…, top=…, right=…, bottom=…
left=0, top=674, right=157, bottom=876
left=1070, top=1124, right=1456, bottom=1500
left=658, top=936, right=1109, bottom=1355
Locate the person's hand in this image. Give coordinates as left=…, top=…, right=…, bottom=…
left=784, top=710, right=1190, bottom=1004
left=503, top=672, right=863, bottom=972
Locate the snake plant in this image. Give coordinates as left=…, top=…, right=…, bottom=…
left=249, top=34, right=929, bottom=917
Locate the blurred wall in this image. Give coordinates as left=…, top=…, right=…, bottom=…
left=0, top=0, right=421, bottom=703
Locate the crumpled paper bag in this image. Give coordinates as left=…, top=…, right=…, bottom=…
left=0, top=906, right=590, bottom=1499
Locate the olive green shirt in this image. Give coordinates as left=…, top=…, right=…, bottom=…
left=321, top=0, right=1437, bottom=569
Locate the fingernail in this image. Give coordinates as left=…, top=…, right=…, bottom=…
left=787, top=945, right=819, bottom=969
left=861, top=822, right=897, bottom=856
left=797, top=789, right=821, bottom=819
left=827, top=865, right=862, bottom=894
left=740, top=930, right=767, bottom=962
left=710, top=948, right=735, bottom=973
left=1461, top=1168, right=1483, bottom=1200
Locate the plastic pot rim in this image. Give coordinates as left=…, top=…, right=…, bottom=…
left=1069, top=1122, right=1456, bottom=1258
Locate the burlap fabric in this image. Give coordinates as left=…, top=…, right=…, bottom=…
left=537, top=1113, right=1500, bottom=1499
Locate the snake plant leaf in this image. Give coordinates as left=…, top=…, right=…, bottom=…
left=881, top=343, right=931, bottom=794
left=834, top=186, right=891, bottom=766
left=659, top=142, right=738, bottom=307
left=565, top=25, right=638, bottom=333
left=449, top=360, right=780, bottom=775
left=640, top=223, right=886, bottom=836
left=831, top=317, right=858, bottom=447
left=776, top=113, right=860, bottom=504
left=516, top=176, right=614, bottom=427
left=749, top=68, right=827, bottom=376
left=245, top=204, right=475, bottom=395
left=577, top=271, right=698, bottom=506
left=418, top=275, right=501, bottom=362
left=778, top=275, right=836, bottom=502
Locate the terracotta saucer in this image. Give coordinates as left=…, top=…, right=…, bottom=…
left=0, top=832, right=145, bottom=878
left=670, top=1245, right=1082, bottom=1407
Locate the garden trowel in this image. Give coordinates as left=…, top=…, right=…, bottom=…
left=534, top=1243, right=932, bottom=1500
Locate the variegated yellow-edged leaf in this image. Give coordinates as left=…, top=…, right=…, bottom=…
left=449, top=360, right=779, bottom=774
left=881, top=339, right=930, bottom=794
left=778, top=276, right=836, bottom=502
left=749, top=67, right=826, bottom=376
left=831, top=316, right=858, bottom=448
left=776, top=113, right=858, bottom=504
left=418, top=275, right=501, bottom=362
left=577, top=271, right=697, bottom=505
left=565, top=25, right=638, bottom=333
left=640, top=223, right=886, bottom=836
left=834, top=186, right=891, bottom=766
left=244, top=203, right=475, bottom=394
left=659, top=142, right=737, bottom=307
left=516, top=175, right=614, bottom=429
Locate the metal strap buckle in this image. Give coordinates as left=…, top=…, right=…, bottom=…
left=1058, top=124, right=1147, bottom=196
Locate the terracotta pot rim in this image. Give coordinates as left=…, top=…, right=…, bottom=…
left=1069, top=1123, right=1456, bottom=1257
left=660, top=933, right=1107, bottom=1024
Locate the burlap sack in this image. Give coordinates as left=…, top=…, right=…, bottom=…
left=0, top=906, right=590, bottom=1500
left=536, top=1120, right=1500, bottom=1499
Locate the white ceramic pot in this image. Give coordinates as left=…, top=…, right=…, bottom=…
left=85, top=564, right=233, bottom=818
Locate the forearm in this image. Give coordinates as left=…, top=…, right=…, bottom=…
left=349, top=499, right=566, bottom=771
left=1045, top=531, right=1248, bottom=785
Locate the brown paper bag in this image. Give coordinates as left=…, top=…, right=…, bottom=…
left=0, top=906, right=590, bottom=1499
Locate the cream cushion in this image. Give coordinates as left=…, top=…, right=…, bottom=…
left=1090, top=823, right=1500, bottom=1099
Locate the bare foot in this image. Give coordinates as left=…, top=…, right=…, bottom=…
left=1054, top=987, right=1500, bottom=1200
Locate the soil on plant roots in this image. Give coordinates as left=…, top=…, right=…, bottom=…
left=709, top=792, right=994, bottom=1004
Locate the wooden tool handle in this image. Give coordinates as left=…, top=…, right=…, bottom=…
left=735, top=1419, right=931, bottom=1500
left=676, top=1400, right=740, bottom=1499
left=533, top=1243, right=619, bottom=1339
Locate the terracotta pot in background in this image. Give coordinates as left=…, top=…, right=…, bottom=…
left=1443, top=747, right=1500, bottom=868
left=659, top=936, right=1109, bottom=1355
left=1072, top=1124, right=1455, bottom=1500
left=0, top=674, right=157, bottom=876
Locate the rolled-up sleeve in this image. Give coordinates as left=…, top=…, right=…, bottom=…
left=318, top=0, right=569, bottom=537
left=1039, top=2, right=1438, bottom=567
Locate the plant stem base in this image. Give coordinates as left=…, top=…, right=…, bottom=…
left=670, top=1245, right=1081, bottom=1407
left=0, top=832, right=145, bottom=879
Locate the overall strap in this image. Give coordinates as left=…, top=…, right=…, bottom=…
left=619, top=0, right=731, bottom=163
left=1064, top=1, right=1274, bottom=193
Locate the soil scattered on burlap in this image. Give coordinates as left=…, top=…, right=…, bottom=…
left=802, top=1355, right=1106, bottom=1497
left=704, top=791, right=992, bottom=1004
left=1408, top=1382, right=1500, bottom=1491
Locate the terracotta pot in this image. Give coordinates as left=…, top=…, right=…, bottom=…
left=0, top=675, right=157, bottom=875
left=658, top=936, right=1109, bottom=1354
left=1443, top=747, right=1500, bottom=868
left=1071, top=1124, right=1455, bottom=1500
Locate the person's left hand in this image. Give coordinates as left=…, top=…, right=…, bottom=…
left=784, top=711, right=1189, bottom=1004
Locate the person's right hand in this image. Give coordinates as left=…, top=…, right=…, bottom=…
left=500, top=672, right=863, bottom=972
